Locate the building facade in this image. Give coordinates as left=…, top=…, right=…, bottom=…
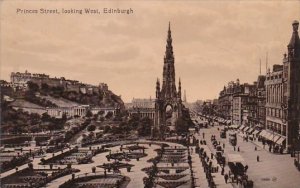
left=127, top=98, right=156, bottom=120
left=256, top=75, right=267, bottom=129
left=218, top=80, right=240, bottom=122
left=264, top=21, right=300, bottom=149
left=284, top=20, right=300, bottom=149
left=232, top=83, right=256, bottom=126
left=265, top=64, right=286, bottom=146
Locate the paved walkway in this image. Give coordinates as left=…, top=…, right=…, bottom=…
left=1, top=140, right=190, bottom=187
left=194, top=133, right=233, bottom=188
left=190, top=147, right=209, bottom=187
left=46, top=143, right=161, bottom=188
left=0, top=147, right=72, bottom=179
left=199, top=125, right=300, bottom=188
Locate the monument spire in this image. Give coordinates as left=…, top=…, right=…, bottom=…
left=165, top=21, right=174, bottom=60
left=153, top=23, right=183, bottom=139
left=162, top=22, right=176, bottom=99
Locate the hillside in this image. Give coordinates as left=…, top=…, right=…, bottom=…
left=26, top=81, right=124, bottom=109
left=1, top=74, right=124, bottom=110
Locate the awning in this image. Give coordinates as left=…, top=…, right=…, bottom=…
left=276, top=137, right=286, bottom=145
left=265, top=133, right=274, bottom=141
left=230, top=124, right=239, bottom=129
left=259, top=130, right=268, bottom=137
left=243, top=127, right=250, bottom=132
left=256, top=124, right=264, bottom=129
left=252, top=130, right=260, bottom=135
left=273, top=135, right=281, bottom=143
left=239, top=125, right=245, bottom=130
left=227, top=154, right=244, bottom=163
left=246, top=128, right=254, bottom=133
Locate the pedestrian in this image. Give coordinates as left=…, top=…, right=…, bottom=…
left=203, top=132, right=205, bottom=139
left=211, top=153, right=213, bottom=159
left=244, top=165, right=248, bottom=172
left=224, top=173, right=229, bottom=184
left=223, top=143, right=225, bottom=148
left=257, top=155, right=260, bottom=162
left=234, top=146, right=236, bottom=151
left=237, top=147, right=240, bottom=152
left=221, top=167, right=224, bottom=175
left=255, top=146, right=257, bottom=151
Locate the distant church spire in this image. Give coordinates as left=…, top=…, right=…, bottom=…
left=259, top=58, right=262, bottom=75
left=184, top=90, right=187, bottom=102
left=178, top=77, right=181, bottom=99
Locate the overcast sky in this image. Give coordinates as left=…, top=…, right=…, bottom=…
left=1, top=0, right=300, bottom=102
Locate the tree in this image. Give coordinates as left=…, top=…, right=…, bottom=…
left=175, top=117, right=189, bottom=134
left=103, top=125, right=111, bottom=133
left=98, top=110, right=105, bottom=116
left=93, top=113, right=99, bottom=120
left=30, top=113, right=41, bottom=125
left=105, top=111, right=113, bottom=119
left=41, top=83, right=49, bottom=93
left=137, top=117, right=152, bottom=136
left=87, top=124, right=96, bottom=132
left=62, top=112, right=67, bottom=122
left=27, top=81, right=39, bottom=93
left=41, top=113, right=51, bottom=122
left=86, top=110, right=93, bottom=118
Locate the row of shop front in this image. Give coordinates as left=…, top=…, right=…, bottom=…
left=238, top=125, right=286, bottom=147
left=196, top=113, right=287, bottom=148
left=199, top=114, right=231, bottom=125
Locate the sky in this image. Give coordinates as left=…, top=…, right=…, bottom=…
left=1, top=0, right=300, bottom=103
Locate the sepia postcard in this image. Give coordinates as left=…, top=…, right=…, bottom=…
left=0, top=0, right=300, bottom=188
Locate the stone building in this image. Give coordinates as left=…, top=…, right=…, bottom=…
left=127, top=98, right=156, bottom=120
left=218, top=79, right=262, bottom=128
left=264, top=20, right=300, bottom=149
left=232, top=83, right=256, bottom=126
left=265, top=64, right=285, bottom=146
left=285, top=20, right=300, bottom=150
left=153, top=23, right=184, bottom=139
left=10, top=70, right=106, bottom=94
left=256, top=75, right=267, bottom=128
left=218, top=80, right=240, bottom=122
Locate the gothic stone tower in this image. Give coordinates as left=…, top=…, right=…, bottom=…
left=153, top=23, right=183, bottom=139
left=283, top=20, right=300, bottom=149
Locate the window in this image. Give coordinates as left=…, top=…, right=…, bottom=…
left=279, top=109, right=282, bottom=118
left=277, top=124, right=281, bottom=134
left=282, top=125, right=286, bottom=136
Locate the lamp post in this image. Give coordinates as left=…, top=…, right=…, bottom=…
left=271, top=125, right=274, bottom=144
